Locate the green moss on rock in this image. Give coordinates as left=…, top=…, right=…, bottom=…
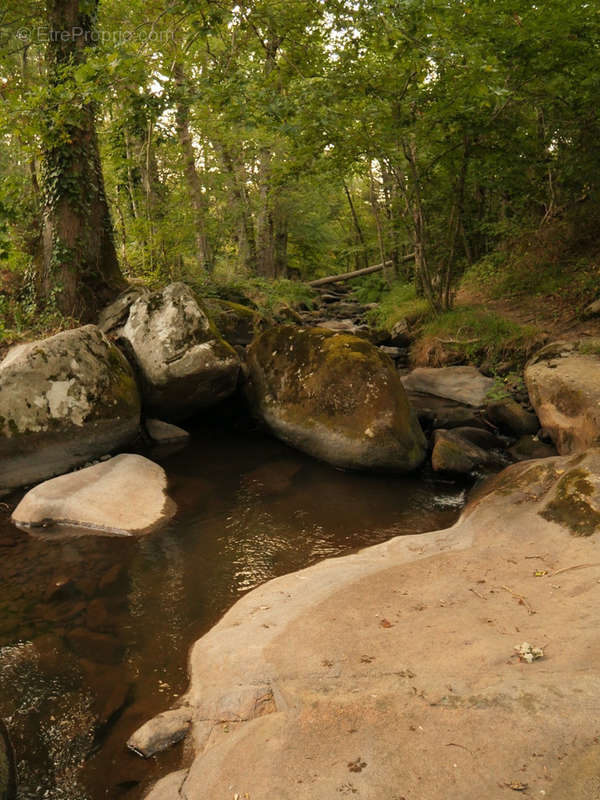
left=246, top=325, right=426, bottom=472
left=540, top=468, right=600, bottom=536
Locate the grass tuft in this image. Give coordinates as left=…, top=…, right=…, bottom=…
left=411, top=308, right=546, bottom=372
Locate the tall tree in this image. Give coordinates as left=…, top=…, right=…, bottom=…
left=39, top=0, right=124, bottom=320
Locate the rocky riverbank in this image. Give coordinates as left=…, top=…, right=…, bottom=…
left=1, top=278, right=600, bottom=798
left=137, top=448, right=600, bottom=800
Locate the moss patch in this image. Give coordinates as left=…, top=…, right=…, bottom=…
left=540, top=468, right=600, bottom=536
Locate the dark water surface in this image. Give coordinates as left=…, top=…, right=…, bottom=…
left=0, top=423, right=468, bottom=799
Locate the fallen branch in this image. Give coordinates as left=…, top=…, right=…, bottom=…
left=469, top=588, right=487, bottom=601
left=550, top=562, right=600, bottom=578
left=309, top=253, right=414, bottom=287
left=434, top=337, right=479, bottom=345
left=501, top=585, right=536, bottom=615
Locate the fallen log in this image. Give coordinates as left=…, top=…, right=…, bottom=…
left=309, top=253, right=415, bottom=287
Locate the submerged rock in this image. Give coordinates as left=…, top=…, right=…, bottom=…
left=145, top=419, right=190, bottom=446
left=12, top=454, right=176, bottom=535
left=246, top=325, right=426, bottom=472
left=525, top=341, right=600, bottom=454
left=401, top=366, right=494, bottom=407
left=0, top=326, right=140, bottom=495
left=118, top=283, right=240, bottom=420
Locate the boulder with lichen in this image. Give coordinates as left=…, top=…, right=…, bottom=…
left=0, top=326, right=140, bottom=494
left=245, top=325, right=426, bottom=472
left=118, top=283, right=240, bottom=420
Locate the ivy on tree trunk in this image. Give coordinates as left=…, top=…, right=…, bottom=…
left=39, top=0, right=125, bottom=322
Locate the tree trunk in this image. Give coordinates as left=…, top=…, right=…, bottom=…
left=368, top=162, right=391, bottom=284
left=343, top=180, right=369, bottom=270
left=217, top=143, right=257, bottom=272
left=255, top=34, right=287, bottom=279
left=174, top=63, right=212, bottom=273
left=39, top=0, right=124, bottom=321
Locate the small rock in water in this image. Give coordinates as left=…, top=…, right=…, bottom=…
left=12, top=454, right=176, bottom=536
left=127, top=707, right=192, bottom=758
left=145, top=419, right=190, bottom=446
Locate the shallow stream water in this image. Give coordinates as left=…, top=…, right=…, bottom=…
left=0, top=421, right=469, bottom=799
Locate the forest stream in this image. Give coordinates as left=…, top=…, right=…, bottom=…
left=0, top=421, right=469, bottom=800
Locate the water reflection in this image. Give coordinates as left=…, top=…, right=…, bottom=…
left=0, top=424, right=470, bottom=799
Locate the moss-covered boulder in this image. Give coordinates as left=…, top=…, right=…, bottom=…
left=246, top=325, right=426, bottom=472
left=0, top=326, right=140, bottom=495
left=119, top=283, right=241, bottom=420
left=200, top=298, right=264, bottom=347
left=525, top=341, right=600, bottom=454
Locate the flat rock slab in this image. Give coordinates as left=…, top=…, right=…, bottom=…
left=401, top=366, right=494, bottom=407
left=12, top=454, right=176, bottom=536
left=143, top=449, right=600, bottom=800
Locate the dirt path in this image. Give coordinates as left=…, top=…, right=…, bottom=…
left=457, top=285, right=600, bottom=343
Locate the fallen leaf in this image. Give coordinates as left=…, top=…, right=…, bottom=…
left=347, top=757, right=367, bottom=773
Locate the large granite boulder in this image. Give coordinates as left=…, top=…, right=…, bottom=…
left=525, top=341, right=600, bottom=454
left=12, top=454, right=176, bottom=536
left=118, top=283, right=240, bottom=420
left=0, top=326, right=140, bottom=495
left=245, top=326, right=426, bottom=472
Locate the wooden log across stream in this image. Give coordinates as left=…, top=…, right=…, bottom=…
left=309, top=253, right=415, bottom=288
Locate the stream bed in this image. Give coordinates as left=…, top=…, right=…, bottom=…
left=0, top=421, right=470, bottom=799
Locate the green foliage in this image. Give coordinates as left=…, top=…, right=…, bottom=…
left=486, top=373, right=527, bottom=401
left=579, top=339, right=600, bottom=357
left=195, top=276, right=316, bottom=317
left=0, top=272, right=70, bottom=351
left=366, top=282, right=430, bottom=331
left=349, top=274, right=388, bottom=304
left=2, top=0, right=600, bottom=328
left=462, top=210, right=600, bottom=316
